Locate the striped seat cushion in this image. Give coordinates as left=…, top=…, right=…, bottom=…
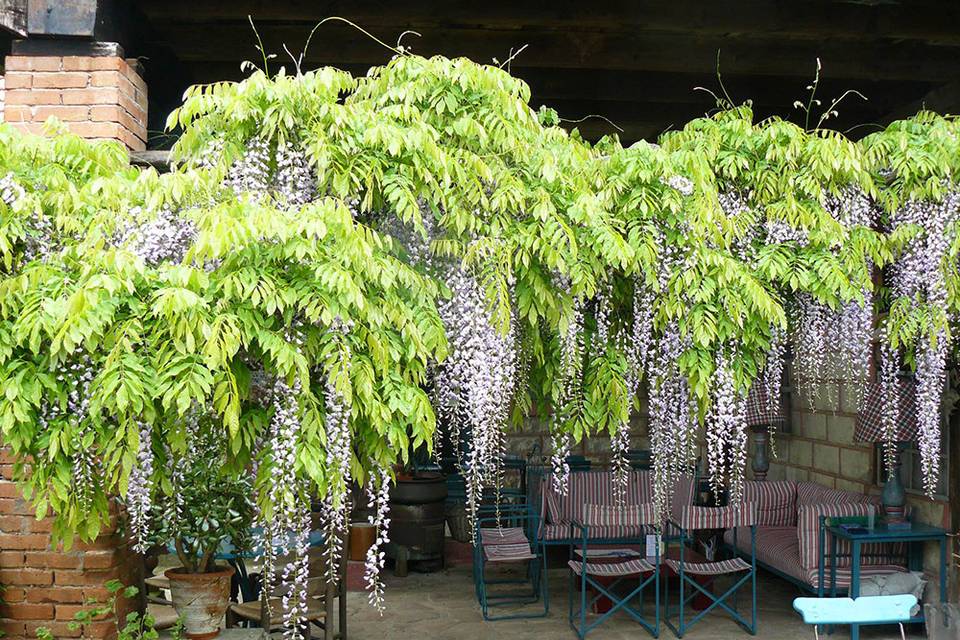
left=543, top=470, right=653, bottom=526
left=797, top=503, right=895, bottom=570
left=479, top=527, right=528, bottom=546
left=725, top=526, right=806, bottom=584
left=484, top=543, right=536, bottom=562
left=584, top=502, right=656, bottom=527
left=743, top=480, right=797, bottom=527
left=665, top=557, right=751, bottom=576
left=724, top=526, right=908, bottom=589
left=541, top=523, right=655, bottom=541
left=676, top=502, right=758, bottom=530
left=796, top=482, right=875, bottom=507
left=568, top=558, right=654, bottom=577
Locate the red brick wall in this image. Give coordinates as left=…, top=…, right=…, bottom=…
left=0, top=451, right=138, bottom=639
left=2, top=56, right=147, bottom=151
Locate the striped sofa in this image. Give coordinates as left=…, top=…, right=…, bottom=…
left=539, top=470, right=695, bottom=543
left=723, top=480, right=907, bottom=593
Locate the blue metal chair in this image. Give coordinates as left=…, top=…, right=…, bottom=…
left=663, top=502, right=758, bottom=637
left=793, top=595, right=916, bottom=640
left=568, top=503, right=660, bottom=638
left=474, top=504, right=549, bottom=621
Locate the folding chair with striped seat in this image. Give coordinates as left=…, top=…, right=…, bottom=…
left=568, top=502, right=659, bottom=638
left=664, top=502, right=758, bottom=638
left=475, top=504, right=548, bottom=621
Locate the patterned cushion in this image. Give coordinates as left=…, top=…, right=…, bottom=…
left=723, top=526, right=906, bottom=588
left=676, top=502, right=758, bottom=530
left=797, top=503, right=891, bottom=570
left=725, top=526, right=806, bottom=583
left=584, top=502, right=656, bottom=527
left=542, top=470, right=653, bottom=525
left=479, top=527, right=528, bottom=546
left=664, top=557, right=751, bottom=576
left=743, top=480, right=797, bottom=527
left=795, top=481, right=875, bottom=507
left=541, top=523, right=654, bottom=541
left=484, top=542, right=535, bottom=562
left=568, top=558, right=654, bottom=577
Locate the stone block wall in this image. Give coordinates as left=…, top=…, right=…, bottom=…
left=3, top=56, right=147, bottom=151
left=753, top=376, right=952, bottom=599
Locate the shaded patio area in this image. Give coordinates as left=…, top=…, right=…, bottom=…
left=343, top=562, right=917, bottom=639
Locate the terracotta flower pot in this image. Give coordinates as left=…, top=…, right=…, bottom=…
left=165, top=565, right=235, bottom=639
left=349, top=522, right=377, bottom=561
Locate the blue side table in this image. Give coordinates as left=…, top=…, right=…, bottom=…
left=824, top=520, right=947, bottom=640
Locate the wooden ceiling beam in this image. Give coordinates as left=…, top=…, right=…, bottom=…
left=140, top=23, right=960, bottom=82
left=132, top=0, right=960, bottom=45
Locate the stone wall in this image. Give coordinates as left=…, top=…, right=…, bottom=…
left=752, top=377, right=952, bottom=599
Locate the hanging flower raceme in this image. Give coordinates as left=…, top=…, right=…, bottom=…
left=550, top=275, right=585, bottom=496
left=127, top=421, right=154, bottom=553
left=321, top=321, right=354, bottom=580
left=883, top=186, right=960, bottom=496
left=259, top=378, right=312, bottom=638
left=647, top=321, right=697, bottom=521
left=435, top=266, right=517, bottom=535
left=363, top=464, right=391, bottom=612
left=116, top=206, right=197, bottom=267
left=705, top=350, right=748, bottom=506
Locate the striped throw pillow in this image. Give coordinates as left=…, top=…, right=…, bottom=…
left=583, top=502, right=655, bottom=527
left=743, top=480, right=797, bottom=527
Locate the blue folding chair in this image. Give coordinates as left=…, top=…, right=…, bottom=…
left=568, top=503, right=660, bottom=638
left=663, top=502, right=758, bottom=637
left=794, top=595, right=916, bottom=640
left=474, top=503, right=549, bottom=621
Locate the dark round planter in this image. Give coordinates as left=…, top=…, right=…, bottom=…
left=389, top=472, right=448, bottom=504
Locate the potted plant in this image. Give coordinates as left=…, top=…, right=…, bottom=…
left=145, top=426, right=254, bottom=639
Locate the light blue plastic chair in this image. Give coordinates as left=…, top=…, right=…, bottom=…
left=793, top=594, right=917, bottom=640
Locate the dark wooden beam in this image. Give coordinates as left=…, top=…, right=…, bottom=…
left=141, top=23, right=960, bottom=82
left=0, top=0, right=26, bottom=37
left=881, top=80, right=960, bottom=123
left=133, top=0, right=960, bottom=46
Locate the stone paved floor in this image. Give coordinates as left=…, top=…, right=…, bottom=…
left=343, top=564, right=920, bottom=639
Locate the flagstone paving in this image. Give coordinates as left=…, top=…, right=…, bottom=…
left=343, top=562, right=916, bottom=639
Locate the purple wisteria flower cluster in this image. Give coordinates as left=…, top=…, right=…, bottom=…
left=648, top=320, right=697, bottom=521
left=275, top=140, right=317, bottom=207
left=39, top=357, right=97, bottom=509
left=435, top=266, right=517, bottom=534
left=259, top=378, right=312, bottom=638
left=886, top=188, right=960, bottom=495
left=363, top=464, right=391, bottom=612
left=550, top=274, right=584, bottom=496
left=226, top=138, right=271, bottom=198
left=321, top=322, right=354, bottom=579
left=792, top=188, right=877, bottom=410
left=127, top=421, right=154, bottom=553
left=117, top=206, right=197, bottom=267
left=705, top=350, right=748, bottom=505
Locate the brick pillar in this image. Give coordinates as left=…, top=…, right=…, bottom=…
left=0, top=451, right=138, bottom=639
left=3, top=54, right=147, bottom=151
